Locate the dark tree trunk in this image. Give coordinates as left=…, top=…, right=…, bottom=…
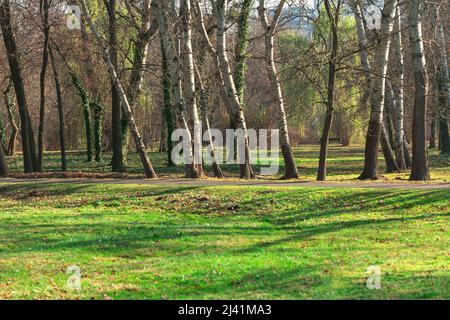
left=381, top=122, right=400, bottom=173
left=0, top=137, right=8, bottom=177
left=3, top=80, right=17, bottom=156
left=49, top=46, right=67, bottom=172
left=403, top=136, right=412, bottom=168
left=161, top=41, right=175, bottom=167
left=37, top=0, right=50, bottom=172
left=0, top=0, right=37, bottom=173
left=70, top=72, right=93, bottom=162
left=430, top=113, right=437, bottom=148
left=409, top=0, right=430, bottom=181
left=92, top=98, right=104, bottom=162
left=317, top=0, right=339, bottom=181
left=107, top=0, right=125, bottom=172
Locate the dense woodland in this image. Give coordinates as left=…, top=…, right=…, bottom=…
left=0, top=0, right=448, bottom=181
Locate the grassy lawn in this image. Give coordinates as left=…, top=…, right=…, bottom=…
left=0, top=182, right=448, bottom=299
left=5, top=145, right=450, bottom=182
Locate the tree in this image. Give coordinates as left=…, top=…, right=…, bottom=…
left=49, top=46, right=67, bottom=171
left=359, top=0, right=398, bottom=180
left=258, top=0, right=299, bottom=179
left=408, top=0, right=430, bottom=181
left=214, top=0, right=254, bottom=179
left=3, top=80, right=17, bottom=156
left=316, top=0, right=341, bottom=181
left=0, top=0, right=38, bottom=173
left=79, top=0, right=157, bottom=178
left=105, top=0, right=125, bottom=172
left=433, top=4, right=450, bottom=154
left=37, top=0, right=50, bottom=172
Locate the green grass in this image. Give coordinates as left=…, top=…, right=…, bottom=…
left=5, top=145, right=450, bottom=182
left=0, top=182, right=448, bottom=299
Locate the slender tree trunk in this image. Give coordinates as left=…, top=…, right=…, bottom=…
left=403, top=136, right=412, bottom=168
left=92, top=98, right=104, bottom=162
left=350, top=0, right=371, bottom=109
left=317, top=0, right=340, bottom=181
left=181, top=0, right=203, bottom=178
left=390, top=6, right=408, bottom=170
left=381, top=115, right=400, bottom=173
left=0, top=132, right=8, bottom=176
left=194, top=62, right=224, bottom=179
left=79, top=0, right=157, bottom=178
left=70, top=72, right=93, bottom=161
left=3, top=80, right=17, bottom=156
left=37, top=0, right=50, bottom=172
left=258, top=0, right=298, bottom=179
left=49, top=46, right=67, bottom=172
left=429, top=113, right=436, bottom=148
left=433, top=5, right=450, bottom=154
left=408, top=0, right=430, bottom=181
left=153, top=0, right=197, bottom=177
left=121, top=1, right=158, bottom=162
left=0, top=0, right=37, bottom=173
left=106, top=0, right=125, bottom=172
left=161, top=39, right=175, bottom=167
left=359, top=0, right=398, bottom=180
left=214, top=0, right=254, bottom=179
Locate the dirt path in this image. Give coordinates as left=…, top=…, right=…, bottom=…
left=1, top=178, right=449, bottom=190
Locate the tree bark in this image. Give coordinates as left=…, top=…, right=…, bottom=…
left=3, top=80, right=17, bottom=156
left=49, top=46, right=67, bottom=172
left=433, top=5, right=450, bottom=154
left=153, top=0, right=197, bottom=178
left=258, top=0, right=298, bottom=179
left=408, top=0, right=430, bottom=181
left=390, top=6, right=408, bottom=169
left=79, top=0, right=157, bottom=178
left=0, top=0, right=37, bottom=173
left=181, top=0, right=203, bottom=177
left=317, top=0, right=340, bottom=181
left=214, top=0, right=254, bottom=179
left=161, top=39, right=175, bottom=167
left=359, top=0, right=398, bottom=180
left=37, top=0, right=50, bottom=172
left=106, top=0, right=125, bottom=172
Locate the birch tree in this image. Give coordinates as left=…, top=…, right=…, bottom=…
left=258, top=0, right=299, bottom=179
left=359, top=0, right=398, bottom=180
left=78, top=0, right=157, bottom=178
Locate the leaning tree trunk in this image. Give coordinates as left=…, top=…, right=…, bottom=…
left=180, top=0, right=203, bottom=178
left=433, top=5, right=450, bottom=154
left=79, top=0, right=157, bottom=179
left=408, top=0, right=430, bottom=181
left=359, top=0, right=398, bottom=180
left=215, top=0, right=254, bottom=179
left=317, top=0, right=339, bottom=181
left=3, top=80, right=17, bottom=156
left=381, top=115, right=400, bottom=173
left=121, top=0, right=158, bottom=163
left=37, top=0, right=50, bottom=172
left=153, top=0, right=197, bottom=177
left=258, top=0, right=298, bottom=179
left=49, top=46, right=67, bottom=172
left=0, top=0, right=37, bottom=173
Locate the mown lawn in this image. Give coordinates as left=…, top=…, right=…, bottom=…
left=0, top=183, right=448, bottom=299
left=5, top=145, right=450, bottom=182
